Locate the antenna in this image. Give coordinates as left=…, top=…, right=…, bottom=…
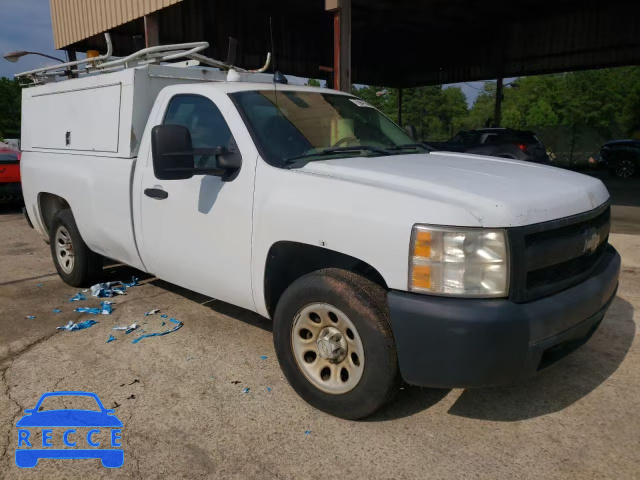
left=226, top=37, right=237, bottom=66
left=269, top=17, right=276, bottom=73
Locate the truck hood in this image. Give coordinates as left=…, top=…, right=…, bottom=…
left=298, top=151, right=610, bottom=227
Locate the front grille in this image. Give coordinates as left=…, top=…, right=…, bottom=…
left=509, top=204, right=610, bottom=303
left=526, top=241, right=607, bottom=290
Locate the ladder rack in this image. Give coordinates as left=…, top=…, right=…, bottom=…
left=15, top=33, right=271, bottom=85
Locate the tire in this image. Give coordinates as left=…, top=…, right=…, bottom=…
left=612, top=157, right=636, bottom=178
left=49, top=209, right=103, bottom=287
left=273, top=268, right=400, bottom=420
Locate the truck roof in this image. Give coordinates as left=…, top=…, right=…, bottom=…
left=158, top=80, right=350, bottom=95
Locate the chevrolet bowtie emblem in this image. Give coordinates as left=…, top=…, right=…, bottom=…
left=583, top=229, right=601, bottom=254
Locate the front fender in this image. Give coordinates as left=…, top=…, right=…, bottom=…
left=250, top=160, right=478, bottom=317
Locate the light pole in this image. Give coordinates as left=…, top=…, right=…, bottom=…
left=3, top=50, right=65, bottom=64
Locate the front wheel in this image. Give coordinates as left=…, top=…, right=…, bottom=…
left=273, top=269, right=400, bottom=420
left=49, top=209, right=103, bottom=287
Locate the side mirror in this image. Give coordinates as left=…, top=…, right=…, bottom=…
left=404, top=125, right=417, bottom=140
left=151, top=125, right=242, bottom=181
left=151, top=125, right=195, bottom=180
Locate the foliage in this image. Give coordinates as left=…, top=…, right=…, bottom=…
left=353, top=85, right=469, bottom=141
left=352, top=66, right=640, bottom=141
left=0, top=77, right=22, bottom=140
left=465, top=67, right=640, bottom=139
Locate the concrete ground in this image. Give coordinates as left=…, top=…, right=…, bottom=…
left=0, top=198, right=639, bottom=479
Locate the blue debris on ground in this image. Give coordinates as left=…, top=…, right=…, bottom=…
left=266, top=387, right=272, bottom=393
left=57, top=319, right=98, bottom=331
left=242, top=387, right=250, bottom=394
left=260, top=355, right=268, bottom=360
left=131, top=319, right=183, bottom=344
left=36, top=283, right=43, bottom=288
left=125, top=324, right=139, bottom=334
left=69, top=292, right=87, bottom=302
left=26, top=315, right=35, bottom=320
left=107, top=335, right=116, bottom=343
left=90, top=277, right=139, bottom=298
left=160, top=314, right=168, bottom=318
left=304, top=430, right=312, bottom=436
left=75, top=301, right=113, bottom=315
left=52, top=309, right=62, bottom=314
left=112, top=323, right=139, bottom=334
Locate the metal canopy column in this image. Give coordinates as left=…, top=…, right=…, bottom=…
left=494, top=77, right=504, bottom=127
left=144, top=12, right=160, bottom=48
left=397, top=88, right=403, bottom=127
left=326, top=0, right=352, bottom=92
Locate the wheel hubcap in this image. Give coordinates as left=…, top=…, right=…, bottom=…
left=291, top=303, right=365, bottom=395
left=55, top=226, right=75, bottom=274
left=316, top=326, right=347, bottom=362
left=617, top=159, right=635, bottom=178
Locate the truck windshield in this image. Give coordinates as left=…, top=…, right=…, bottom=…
left=230, top=90, right=416, bottom=167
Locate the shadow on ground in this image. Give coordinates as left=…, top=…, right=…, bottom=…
left=448, top=296, right=635, bottom=421
left=366, top=386, right=451, bottom=422
left=0, top=204, right=23, bottom=215
left=149, top=278, right=273, bottom=333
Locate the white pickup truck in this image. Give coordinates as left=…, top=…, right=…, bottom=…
left=20, top=56, right=620, bottom=419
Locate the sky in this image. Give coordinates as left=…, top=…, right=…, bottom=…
left=0, top=0, right=64, bottom=79
left=0, top=0, right=488, bottom=106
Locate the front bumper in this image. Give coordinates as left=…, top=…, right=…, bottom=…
left=388, top=245, right=620, bottom=388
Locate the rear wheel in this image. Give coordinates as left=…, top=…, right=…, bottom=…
left=49, top=209, right=103, bottom=287
left=274, top=268, right=400, bottom=419
left=613, top=157, right=636, bottom=178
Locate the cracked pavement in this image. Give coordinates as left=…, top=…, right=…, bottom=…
left=0, top=206, right=639, bottom=479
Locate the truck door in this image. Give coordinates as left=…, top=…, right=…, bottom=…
left=136, top=92, right=257, bottom=311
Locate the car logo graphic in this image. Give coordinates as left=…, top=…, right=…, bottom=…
left=15, top=391, right=123, bottom=468
left=583, top=229, right=601, bottom=255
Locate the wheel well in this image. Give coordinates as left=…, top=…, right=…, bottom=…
left=264, top=241, right=388, bottom=318
left=39, top=193, right=70, bottom=234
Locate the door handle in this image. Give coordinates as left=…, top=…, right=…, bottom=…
left=144, top=188, right=168, bottom=200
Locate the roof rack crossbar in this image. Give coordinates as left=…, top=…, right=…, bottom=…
left=96, top=41, right=208, bottom=70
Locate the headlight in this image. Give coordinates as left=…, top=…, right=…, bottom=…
left=409, top=225, right=509, bottom=297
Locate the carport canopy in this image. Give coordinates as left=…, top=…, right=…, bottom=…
left=52, top=0, right=640, bottom=88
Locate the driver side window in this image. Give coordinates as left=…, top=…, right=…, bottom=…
left=163, top=95, right=240, bottom=168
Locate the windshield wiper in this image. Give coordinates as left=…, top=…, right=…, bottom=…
left=284, top=145, right=391, bottom=164
left=386, top=143, right=434, bottom=153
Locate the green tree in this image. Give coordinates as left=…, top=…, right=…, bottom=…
left=465, top=82, right=496, bottom=130
left=439, top=87, right=468, bottom=139
left=0, top=77, right=21, bottom=140
left=525, top=99, right=559, bottom=126
left=352, top=85, right=468, bottom=141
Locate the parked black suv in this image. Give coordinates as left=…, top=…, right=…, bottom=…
left=426, top=128, right=550, bottom=164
